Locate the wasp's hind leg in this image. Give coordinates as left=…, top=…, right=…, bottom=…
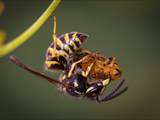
left=52, top=15, right=57, bottom=51
left=96, top=79, right=128, bottom=103
left=9, top=56, right=70, bottom=88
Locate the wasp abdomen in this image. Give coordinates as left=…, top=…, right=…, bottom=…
left=58, top=32, right=88, bottom=54
left=45, top=32, right=89, bottom=71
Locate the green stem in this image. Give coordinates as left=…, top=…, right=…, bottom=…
left=0, top=0, right=61, bottom=57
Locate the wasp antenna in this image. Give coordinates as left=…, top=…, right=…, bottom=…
left=9, top=55, right=70, bottom=88
left=106, top=86, right=128, bottom=101
left=107, top=79, right=126, bottom=97
left=97, top=79, right=128, bottom=102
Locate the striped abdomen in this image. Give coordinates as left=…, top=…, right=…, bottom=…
left=45, top=32, right=89, bottom=71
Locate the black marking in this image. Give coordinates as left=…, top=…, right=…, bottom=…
left=76, top=33, right=81, bottom=38
left=74, top=41, right=80, bottom=48
left=68, top=44, right=75, bottom=52
left=68, top=32, right=74, bottom=39
left=59, top=55, right=67, bottom=65
left=63, top=48, right=70, bottom=55
left=50, top=64, right=64, bottom=70
left=59, top=35, right=66, bottom=44
left=47, top=56, right=59, bottom=62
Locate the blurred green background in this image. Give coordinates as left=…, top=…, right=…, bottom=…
left=0, top=0, right=160, bottom=119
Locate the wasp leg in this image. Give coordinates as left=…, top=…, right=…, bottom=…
left=102, top=86, right=128, bottom=102
left=97, top=79, right=128, bottom=102
left=52, top=16, right=57, bottom=51
left=9, top=56, right=73, bottom=89
left=81, top=62, right=94, bottom=77
left=68, top=54, right=93, bottom=78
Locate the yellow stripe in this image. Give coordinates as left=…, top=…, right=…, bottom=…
left=58, top=50, right=69, bottom=57
left=71, top=32, right=78, bottom=49
left=48, top=47, right=69, bottom=58
left=45, top=61, right=59, bottom=67
left=64, top=33, right=69, bottom=43
left=72, top=32, right=78, bottom=38
left=65, top=45, right=73, bottom=54
left=71, top=42, right=77, bottom=50
left=56, top=38, right=63, bottom=49
left=75, top=37, right=82, bottom=44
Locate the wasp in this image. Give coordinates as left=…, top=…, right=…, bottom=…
left=10, top=56, right=127, bottom=102
left=9, top=16, right=128, bottom=102
left=58, top=49, right=126, bottom=101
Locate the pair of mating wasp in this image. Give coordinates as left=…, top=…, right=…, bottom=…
left=10, top=16, right=128, bottom=102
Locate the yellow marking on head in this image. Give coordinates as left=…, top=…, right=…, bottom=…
left=64, top=33, right=69, bottom=43
left=45, top=61, right=59, bottom=67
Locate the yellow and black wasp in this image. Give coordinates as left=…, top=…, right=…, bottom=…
left=10, top=16, right=128, bottom=102
left=45, top=16, right=88, bottom=71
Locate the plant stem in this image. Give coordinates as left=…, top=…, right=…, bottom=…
left=0, top=0, right=61, bottom=57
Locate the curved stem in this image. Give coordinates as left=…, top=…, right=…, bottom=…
left=0, top=0, right=61, bottom=57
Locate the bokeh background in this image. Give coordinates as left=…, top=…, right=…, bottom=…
left=0, top=0, right=160, bottom=119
